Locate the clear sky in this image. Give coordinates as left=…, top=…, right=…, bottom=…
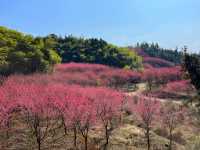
left=0, top=0, right=200, bottom=52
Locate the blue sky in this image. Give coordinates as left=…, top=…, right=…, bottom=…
left=0, top=0, right=200, bottom=52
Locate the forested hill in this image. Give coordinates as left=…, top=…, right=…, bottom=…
left=130, top=42, right=183, bottom=65
left=51, top=35, right=142, bottom=69
left=0, top=26, right=142, bottom=75
left=1, top=26, right=193, bottom=75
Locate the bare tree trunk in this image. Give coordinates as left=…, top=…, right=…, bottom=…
left=5, top=121, right=10, bottom=149
left=61, top=117, right=67, bottom=135
left=146, top=127, right=150, bottom=150
left=73, top=127, right=77, bottom=148
left=84, top=136, right=88, bottom=150
left=6, top=122, right=9, bottom=139
left=169, top=128, right=173, bottom=150
left=80, top=127, right=89, bottom=150
left=33, top=116, right=41, bottom=150
left=37, top=138, right=41, bottom=150
left=103, top=124, right=109, bottom=150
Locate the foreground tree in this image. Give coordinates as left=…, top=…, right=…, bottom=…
left=161, top=102, right=185, bottom=150
left=18, top=84, right=60, bottom=150
left=65, top=89, right=94, bottom=150
left=93, top=88, right=124, bottom=150
left=133, top=96, right=160, bottom=150
left=1, top=81, right=63, bottom=150
left=0, top=84, right=18, bottom=148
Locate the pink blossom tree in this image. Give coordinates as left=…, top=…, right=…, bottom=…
left=161, top=102, right=185, bottom=150
left=142, top=66, right=182, bottom=90
left=133, top=96, right=160, bottom=150
left=16, top=83, right=61, bottom=150
left=65, top=88, right=90, bottom=149
left=0, top=79, right=20, bottom=142
left=164, top=80, right=194, bottom=94
left=76, top=97, right=96, bottom=150
left=92, top=88, right=124, bottom=150
left=60, top=86, right=97, bottom=150
left=142, top=69, right=156, bottom=91
left=55, top=63, right=141, bottom=88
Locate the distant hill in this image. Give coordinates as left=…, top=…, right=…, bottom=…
left=143, top=57, right=174, bottom=68
left=135, top=42, right=183, bottom=64
left=128, top=43, right=183, bottom=68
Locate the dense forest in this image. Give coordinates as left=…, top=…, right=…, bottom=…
left=53, top=35, right=142, bottom=69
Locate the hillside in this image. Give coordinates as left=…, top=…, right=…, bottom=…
left=0, top=63, right=199, bottom=150
left=1, top=0, right=200, bottom=149
left=0, top=26, right=200, bottom=150
left=136, top=42, right=183, bottom=64
left=128, top=43, right=183, bottom=68
left=54, top=36, right=142, bottom=69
